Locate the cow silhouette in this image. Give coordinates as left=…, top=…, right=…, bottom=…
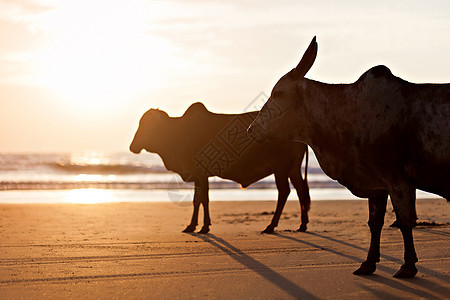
left=130, top=102, right=311, bottom=234
left=248, top=37, right=449, bottom=278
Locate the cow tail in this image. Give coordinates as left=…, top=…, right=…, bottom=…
left=304, top=145, right=309, bottom=182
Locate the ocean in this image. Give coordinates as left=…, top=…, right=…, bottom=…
left=0, top=151, right=438, bottom=204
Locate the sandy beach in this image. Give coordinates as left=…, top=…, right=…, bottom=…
left=0, top=198, right=448, bottom=299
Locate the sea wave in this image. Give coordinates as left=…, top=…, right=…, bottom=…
left=0, top=152, right=160, bottom=174
left=0, top=152, right=324, bottom=175
left=0, top=179, right=343, bottom=191
left=0, top=151, right=340, bottom=191
left=48, top=162, right=167, bottom=174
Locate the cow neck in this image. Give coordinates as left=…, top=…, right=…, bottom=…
left=155, top=117, right=186, bottom=172
left=301, top=80, right=358, bottom=181
left=301, top=80, right=352, bottom=153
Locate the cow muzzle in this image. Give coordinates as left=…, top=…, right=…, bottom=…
left=129, top=144, right=142, bottom=154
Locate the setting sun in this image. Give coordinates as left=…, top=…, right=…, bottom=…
left=10, top=0, right=177, bottom=113
left=2, top=1, right=179, bottom=113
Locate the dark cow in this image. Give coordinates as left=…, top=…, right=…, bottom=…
left=130, top=102, right=311, bottom=234
left=248, top=37, right=449, bottom=278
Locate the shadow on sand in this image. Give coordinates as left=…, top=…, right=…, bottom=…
left=192, top=233, right=319, bottom=299
left=415, top=227, right=450, bottom=237
left=309, top=232, right=448, bottom=279
left=273, top=232, right=448, bottom=299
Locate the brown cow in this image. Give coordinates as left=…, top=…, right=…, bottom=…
left=130, top=102, right=311, bottom=234
left=248, top=37, right=449, bottom=278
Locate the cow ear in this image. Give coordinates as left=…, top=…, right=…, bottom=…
left=183, top=102, right=209, bottom=117
left=292, top=36, right=317, bottom=78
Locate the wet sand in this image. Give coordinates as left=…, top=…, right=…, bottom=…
left=0, top=199, right=448, bottom=299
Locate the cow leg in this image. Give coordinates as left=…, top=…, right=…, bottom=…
left=390, top=201, right=418, bottom=228
left=262, top=173, right=290, bottom=233
left=289, top=169, right=311, bottom=232
left=182, top=179, right=205, bottom=233
left=354, top=192, right=388, bottom=275
left=389, top=184, right=418, bottom=278
left=198, top=178, right=211, bottom=234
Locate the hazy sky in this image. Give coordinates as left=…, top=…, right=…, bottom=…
left=0, top=0, right=449, bottom=152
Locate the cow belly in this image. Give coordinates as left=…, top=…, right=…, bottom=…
left=220, top=168, right=274, bottom=188
left=407, top=161, right=450, bottom=198
left=314, top=154, right=385, bottom=198
left=337, top=174, right=386, bottom=198
left=216, top=143, right=301, bottom=188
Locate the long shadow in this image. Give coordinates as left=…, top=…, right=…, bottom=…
left=309, top=232, right=448, bottom=279
left=273, top=233, right=397, bottom=274
left=355, top=282, right=399, bottom=299
left=358, top=275, right=447, bottom=299
left=308, top=232, right=401, bottom=262
left=274, top=233, right=449, bottom=298
left=192, top=233, right=319, bottom=299
left=415, top=227, right=450, bottom=237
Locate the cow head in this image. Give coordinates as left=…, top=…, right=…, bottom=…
left=248, top=36, right=317, bottom=143
left=129, top=109, right=170, bottom=154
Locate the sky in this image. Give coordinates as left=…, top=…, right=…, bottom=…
left=0, top=0, right=449, bottom=153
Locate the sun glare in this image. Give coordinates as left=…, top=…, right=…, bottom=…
left=29, top=1, right=176, bottom=113
left=64, top=188, right=117, bottom=204
left=69, top=151, right=111, bottom=166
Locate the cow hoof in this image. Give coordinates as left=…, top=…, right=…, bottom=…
left=297, top=224, right=307, bottom=232
left=198, top=226, right=210, bottom=234
left=393, top=264, right=418, bottom=278
left=262, top=226, right=275, bottom=234
left=353, top=261, right=376, bottom=275
left=182, top=225, right=196, bottom=233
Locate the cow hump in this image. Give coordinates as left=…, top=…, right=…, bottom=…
left=357, top=65, right=393, bottom=82
left=183, top=102, right=209, bottom=117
